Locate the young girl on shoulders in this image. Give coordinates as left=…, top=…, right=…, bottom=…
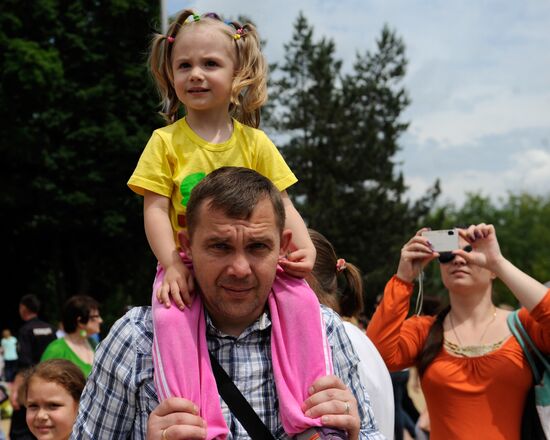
left=128, top=10, right=315, bottom=308
left=23, top=359, right=86, bottom=440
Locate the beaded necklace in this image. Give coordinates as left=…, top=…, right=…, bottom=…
left=445, top=306, right=501, bottom=357
left=443, top=338, right=507, bottom=357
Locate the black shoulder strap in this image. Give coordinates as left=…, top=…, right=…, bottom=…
left=209, top=352, right=276, bottom=440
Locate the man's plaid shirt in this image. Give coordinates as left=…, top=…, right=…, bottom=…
left=71, top=305, right=384, bottom=439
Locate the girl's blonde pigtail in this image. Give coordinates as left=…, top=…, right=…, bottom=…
left=230, top=23, right=268, bottom=128
left=148, top=10, right=196, bottom=124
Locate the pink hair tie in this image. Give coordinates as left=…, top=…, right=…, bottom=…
left=167, top=36, right=175, bottom=43
left=336, top=258, right=347, bottom=272
left=233, top=28, right=244, bottom=40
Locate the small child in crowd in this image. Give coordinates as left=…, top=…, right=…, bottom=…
left=22, top=359, right=86, bottom=440
left=127, top=9, right=347, bottom=439
left=1, top=329, right=18, bottom=382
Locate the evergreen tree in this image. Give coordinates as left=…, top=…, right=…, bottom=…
left=270, top=14, right=439, bottom=308
left=0, top=0, right=160, bottom=327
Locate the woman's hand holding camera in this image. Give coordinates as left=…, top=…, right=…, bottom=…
left=396, top=229, right=437, bottom=283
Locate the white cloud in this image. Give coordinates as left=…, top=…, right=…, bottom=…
left=510, top=148, right=550, bottom=191
left=438, top=148, right=550, bottom=206
left=167, top=0, right=550, bottom=206
left=399, top=131, right=550, bottom=206
left=408, top=90, right=550, bottom=147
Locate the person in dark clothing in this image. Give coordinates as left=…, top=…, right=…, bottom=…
left=9, top=294, right=56, bottom=440
left=391, top=370, right=417, bottom=440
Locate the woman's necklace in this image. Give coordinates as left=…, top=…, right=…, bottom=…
left=449, top=306, right=497, bottom=347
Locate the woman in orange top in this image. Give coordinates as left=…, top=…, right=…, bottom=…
left=367, top=223, right=550, bottom=440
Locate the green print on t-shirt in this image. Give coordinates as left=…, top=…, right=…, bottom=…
left=180, top=172, right=206, bottom=207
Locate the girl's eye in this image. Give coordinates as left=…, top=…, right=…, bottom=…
left=205, top=60, right=218, bottom=67
left=179, top=62, right=191, bottom=69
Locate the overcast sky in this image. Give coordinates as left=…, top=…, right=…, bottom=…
left=167, top=0, right=550, bottom=207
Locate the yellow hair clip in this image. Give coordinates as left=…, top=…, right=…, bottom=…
left=233, top=28, right=244, bottom=40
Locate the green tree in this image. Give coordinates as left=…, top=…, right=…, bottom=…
left=269, top=13, right=439, bottom=309
left=1, top=0, right=161, bottom=328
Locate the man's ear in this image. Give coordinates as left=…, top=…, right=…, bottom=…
left=178, top=230, right=192, bottom=259
left=279, top=229, right=292, bottom=257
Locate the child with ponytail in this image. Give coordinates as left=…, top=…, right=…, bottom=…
left=128, top=10, right=315, bottom=308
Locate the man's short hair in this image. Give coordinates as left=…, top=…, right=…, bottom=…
left=186, top=167, right=286, bottom=236
left=20, top=294, right=41, bottom=313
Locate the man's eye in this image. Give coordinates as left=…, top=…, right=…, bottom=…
left=211, top=243, right=229, bottom=250
left=249, top=242, right=268, bottom=251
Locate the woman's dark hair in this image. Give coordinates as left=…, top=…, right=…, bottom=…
left=62, top=295, right=99, bottom=334
left=308, top=229, right=364, bottom=318
left=417, top=305, right=450, bottom=376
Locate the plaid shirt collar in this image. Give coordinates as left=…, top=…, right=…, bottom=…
left=205, top=307, right=272, bottom=339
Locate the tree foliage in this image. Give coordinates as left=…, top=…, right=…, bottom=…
left=1, top=0, right=160, bottom=328
left=269, top=13, right=439, bottom=310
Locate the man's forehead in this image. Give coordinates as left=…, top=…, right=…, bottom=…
left=191, top=198, right=279, bottom=237
left=203, top=217, right=277, bottom=238
left=204, top=198, right=276, bottom=221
